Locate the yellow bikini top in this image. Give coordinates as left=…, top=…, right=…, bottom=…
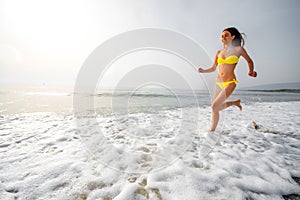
left=217, top=55, right=239, bottom=65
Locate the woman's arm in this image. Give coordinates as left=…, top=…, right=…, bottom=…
left=198, top=50, right=219, bottom=73
left=241, top=47, right=257, bottom=77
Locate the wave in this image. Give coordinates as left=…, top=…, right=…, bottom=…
left=244, top=89, right=300, bottom=93
left=93, top=90, right=210, bottom=98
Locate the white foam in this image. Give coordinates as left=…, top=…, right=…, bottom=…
left=0, top=102, right=300, bottom=199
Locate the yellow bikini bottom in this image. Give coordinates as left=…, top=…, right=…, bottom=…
left=216, top=79, right=238, bottom=89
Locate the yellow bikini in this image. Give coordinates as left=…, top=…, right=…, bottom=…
left=217, top=55, right=239, bottom=65
left=216, top=55, right=239, bottom=89
left=216, top=79, right=238, bottom=89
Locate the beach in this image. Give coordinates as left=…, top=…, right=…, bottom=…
left=0, top=87, right=300, bottom=200
left=2, top=0, right=300, bottom=198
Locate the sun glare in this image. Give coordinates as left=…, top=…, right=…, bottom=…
left=3, top=0, right=94, bottom=51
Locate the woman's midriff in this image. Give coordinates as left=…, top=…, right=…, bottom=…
left=218, top=64, right=236, bottom=82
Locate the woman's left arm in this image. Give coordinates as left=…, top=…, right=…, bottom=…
left=241, top=47, right=257, bottom=77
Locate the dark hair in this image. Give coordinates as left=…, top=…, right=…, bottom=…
left=223, top=27, right=245, bottom=46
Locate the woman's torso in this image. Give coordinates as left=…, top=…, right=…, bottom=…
left=217, top=47, right=242, bottom=82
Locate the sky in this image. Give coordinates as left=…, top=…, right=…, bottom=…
left=0, top=0, right=300, bottom=90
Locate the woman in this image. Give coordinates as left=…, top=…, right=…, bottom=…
left=198, top=27, right=257, bottom=132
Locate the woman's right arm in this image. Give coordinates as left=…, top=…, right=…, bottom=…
left=198, top=50, right=219, bottom=73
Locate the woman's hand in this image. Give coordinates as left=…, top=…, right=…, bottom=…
left=198, top=68, right=205, bottom=73
left=248, top=71, right=257, bottom=77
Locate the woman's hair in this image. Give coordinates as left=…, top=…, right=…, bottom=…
left=223, top=27, right=245, bottom=46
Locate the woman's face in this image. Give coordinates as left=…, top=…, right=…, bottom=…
left=221, top=31, right=235, bottom=45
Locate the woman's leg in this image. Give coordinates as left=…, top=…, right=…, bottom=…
left=210, top=83, right=240, bottom=131
left=210, top=85, right=222, bottom=132
left=223, top=99, right=242, bottom=111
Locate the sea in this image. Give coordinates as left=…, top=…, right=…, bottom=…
left=1, top=84, right=300, bottom=115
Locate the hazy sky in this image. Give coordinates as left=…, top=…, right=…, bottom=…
left=0, top=0, right=299, bottom=89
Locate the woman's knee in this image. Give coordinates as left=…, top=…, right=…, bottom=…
left=211, top=102, right=220, bottom=112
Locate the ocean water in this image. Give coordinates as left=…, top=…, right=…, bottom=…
left=1, top=85, right=300, bottom=115
left=1, top=85, right=300, bottom=199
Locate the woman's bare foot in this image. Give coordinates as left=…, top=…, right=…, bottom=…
left=235, top=99, right=242, bottom=110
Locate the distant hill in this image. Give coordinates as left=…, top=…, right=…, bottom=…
left=240, top=82, right=300, bottom=91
